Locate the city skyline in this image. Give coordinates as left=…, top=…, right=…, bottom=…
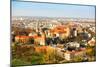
left=12, top=0, right=95, bottom=19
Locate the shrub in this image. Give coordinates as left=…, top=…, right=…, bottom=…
left=28, top=38, right=34, bottom=44
left=11, top=59, right=31, bottom=66
left=73, top=55, right=83, bottom=62
left=86, top=48, right=96, bottom=57
left=31, top=53, right=45, bottom=64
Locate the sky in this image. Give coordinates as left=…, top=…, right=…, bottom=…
left=12, top=0, right=95, bottom=19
